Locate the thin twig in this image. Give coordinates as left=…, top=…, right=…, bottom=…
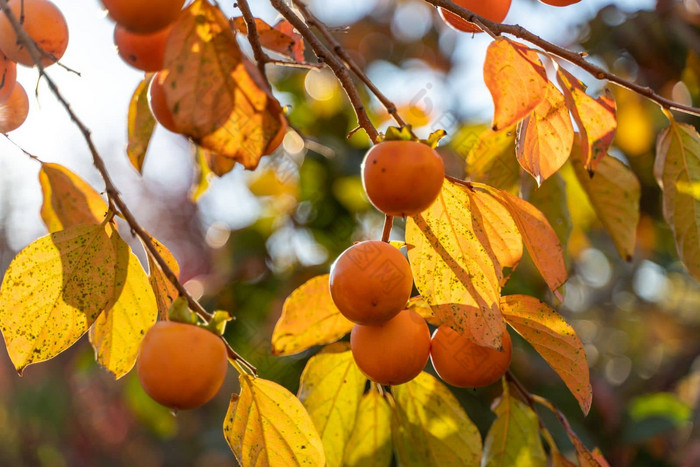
left=425, top=0, right=700, bottom=117
left=0, top=0, right=257, bottom=374
left=235, top=0, right=270, bottom=81
left=269, top=0, right=380, bottom=143
left=381, top=215, right=393, bottom=242
left=292, top=0, right=407, bottom=128
left=266, top=58, right=323, bottom=69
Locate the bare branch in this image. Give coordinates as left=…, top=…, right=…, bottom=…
left=235, top=0, right=271, bottom=81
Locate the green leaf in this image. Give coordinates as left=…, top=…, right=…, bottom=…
left=224, top=374, right=325, bottom=466
left=0, top=225, right=115, bottom=373
left=89, top=231, right=157, bottom=379
left=127, top=75, right=156, bottom=173
left=344, top=388, right=392, bottom=467
left=654, top=120, right=700, bottom=280
left=297, top=342, right=367, bottom=467
left=482, top=381, right=546, bottom=467
left=391, top=372, right=482, bottom=466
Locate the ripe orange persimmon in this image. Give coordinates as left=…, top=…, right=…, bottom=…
left=350, top=309, right=430, bottom=385
left=0, top=0, right=69, bottom=67
left=330, top=241, right=413, bottom=325
left=0, top=52, right=16, bottom=102
left=101, top=0, right=185, bottom=34
left=149, top=71, right=178, bottom=133
left=362, top=140, right=444, bottom=217
left=439, top=0, right=512, bottom=34
left=114, top=24, right=172, bottom=72
left=430, top=325, right=512, bottom=388
left=539, top=0, right=580, bottom=5
left=137, top=321, right=228, bottom=410
left=0, top=82, right=28, bottom=132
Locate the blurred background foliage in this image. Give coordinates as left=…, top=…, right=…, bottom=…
left=0, top=0, right=699, bottom=465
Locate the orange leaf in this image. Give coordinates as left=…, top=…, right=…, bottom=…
left=480, top=184, right=567, bottom=295
left=517, top=82, right=574, bottom=184
left=163, top=0, right=284, bottom=169
left=271, top=274, right=354, bottom=356
left=502, top=295, right=591, bottom=414
left=142, top=235, right=180, bottom=321
left=484, top=38, right=548, bottom=131
left=126, top=75, right=156, bottom=173
left=406, top=180, right=505, bottom=348
left=232, top=17, right=305, bottom=62
left=204, top=149, right=237, bottom=177
left=556, top=67, right=616, bottom=173
left=39, top=163, right=108, bottom=233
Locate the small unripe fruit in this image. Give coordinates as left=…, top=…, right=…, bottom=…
left=350, top=309, right=430, bottom=386
left=330, top=241, right=413, bottom=325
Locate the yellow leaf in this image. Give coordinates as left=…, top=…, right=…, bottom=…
left=501, top=295, right=592, bottom=414
left=406, top=179, right=505, bottom=348
left=344, top=388, right=392, bottom=467
left=143, top=235, right=180, bottom=321
left=391, top=372, right=482, bottom=466
left=481, top=185, right=567, bottom=295
left=39, top=163, right=108, bottom=233
left=572, top=151, right=641, bottom=261
left=517, top=82, right=574, bottom=184
left=271, top=274, right=354, bottom=356
left=654, top=120, right=700, bottom=280
left=458, top=124, right=519, bottom=194
left=525, top=173, right=573, bottom=254
left=484, top=38, right=548, bottom=131
left=406, top=296, right=440, bottom=326
left=191, top=145, right=214, bottom=202
left=224, top=374, right=325, bottom=466
left=127, top=75, right=156, bottom=173
left=89, top=232, right=157, bottom=379
left=556, top=68, right=616, bottom=173
left=164, top=0, right=283, bottom=169
left=298, top=342, right=366, bottom=467
left=0, top=225, right=115, bottom=373
left=482, top=381, right=547, bottom=467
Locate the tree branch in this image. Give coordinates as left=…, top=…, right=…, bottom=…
left=0, top=0, right=256, bottom=375
left=235, top=0, right=271, bottom=81
left=268, top=0, right=380, bottom=143
left=425, top=0, right=700, bottom=118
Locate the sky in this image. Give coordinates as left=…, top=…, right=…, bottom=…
left=0, top=0, right=657, bottom=255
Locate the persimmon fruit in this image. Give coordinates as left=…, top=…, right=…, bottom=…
left=439, top=0, right=512, bottom=34
left=350, top=309, right=430, bottom=385
left=362, top=140, right=444, bottom=217
left=330, top=240, right=413, bottom=325
left=0, top=52, right=16, bottom=102
left=430, top=325, right=512, bottom=388
left=101, top=0, right=185, bottom=34
left=114, top=24, right=172, bottom=72
left=0, top=82, right=28, bottom=132
left=137, top=321, right=228, bottom=410
left=148, top=71, right=178, bottom=133
left=539, top=0, right=580, bottom=5
left=0, top=0, right=69, bottom=67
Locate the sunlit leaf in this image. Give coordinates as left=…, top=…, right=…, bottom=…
left=191, top=145, right=214, bottom=202
left=654, top=120, right=700, bottom=280
left=406, top=179, right=505, bottom=348
left=391, top=372, right=482, bottom=466
left=298, top=342, right=366, bottom=467
left=271, top=274, right=354, bottom=356
left=164, top=0, right=284, bottom=169
left=501, top=295, right=592, bottom=414
left=224, top=374, right=325, bottom=466
left=143, top=235, right=180, bottom=321
left=572, top=150, right=641, bottom=261
left=344, top=388, right=392, bottom=467
left=481, top=185, right=567, bottom=295
left=482, top=381, right=547, bottom=467
left=406, top=296, right=440, bottom=326
left=484, top=38, right=548, bottom=131
left=457, top=124, right=519, bottom=194
left=0, top=225, right=115, bottom=373
left=525, top=173, right=572, bottom=254
left=127, top=75, right=156, bottom=173
left=39, top=162, right=108, bottom=233
left=556, top=67, right=616, bottom=173
left=517, top=82, right=574, bottom=184
left=232, top=17, right=305, bottom=62
left=90, top=232, right=157, bottom=379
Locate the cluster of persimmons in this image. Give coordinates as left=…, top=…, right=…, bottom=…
left=331, top=140, right=512, bottom=388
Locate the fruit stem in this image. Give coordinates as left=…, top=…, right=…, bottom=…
left=381, top=215, right=393, bottom=243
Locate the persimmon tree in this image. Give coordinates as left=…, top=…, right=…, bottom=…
left=0, top=0, right=698, bottom=465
